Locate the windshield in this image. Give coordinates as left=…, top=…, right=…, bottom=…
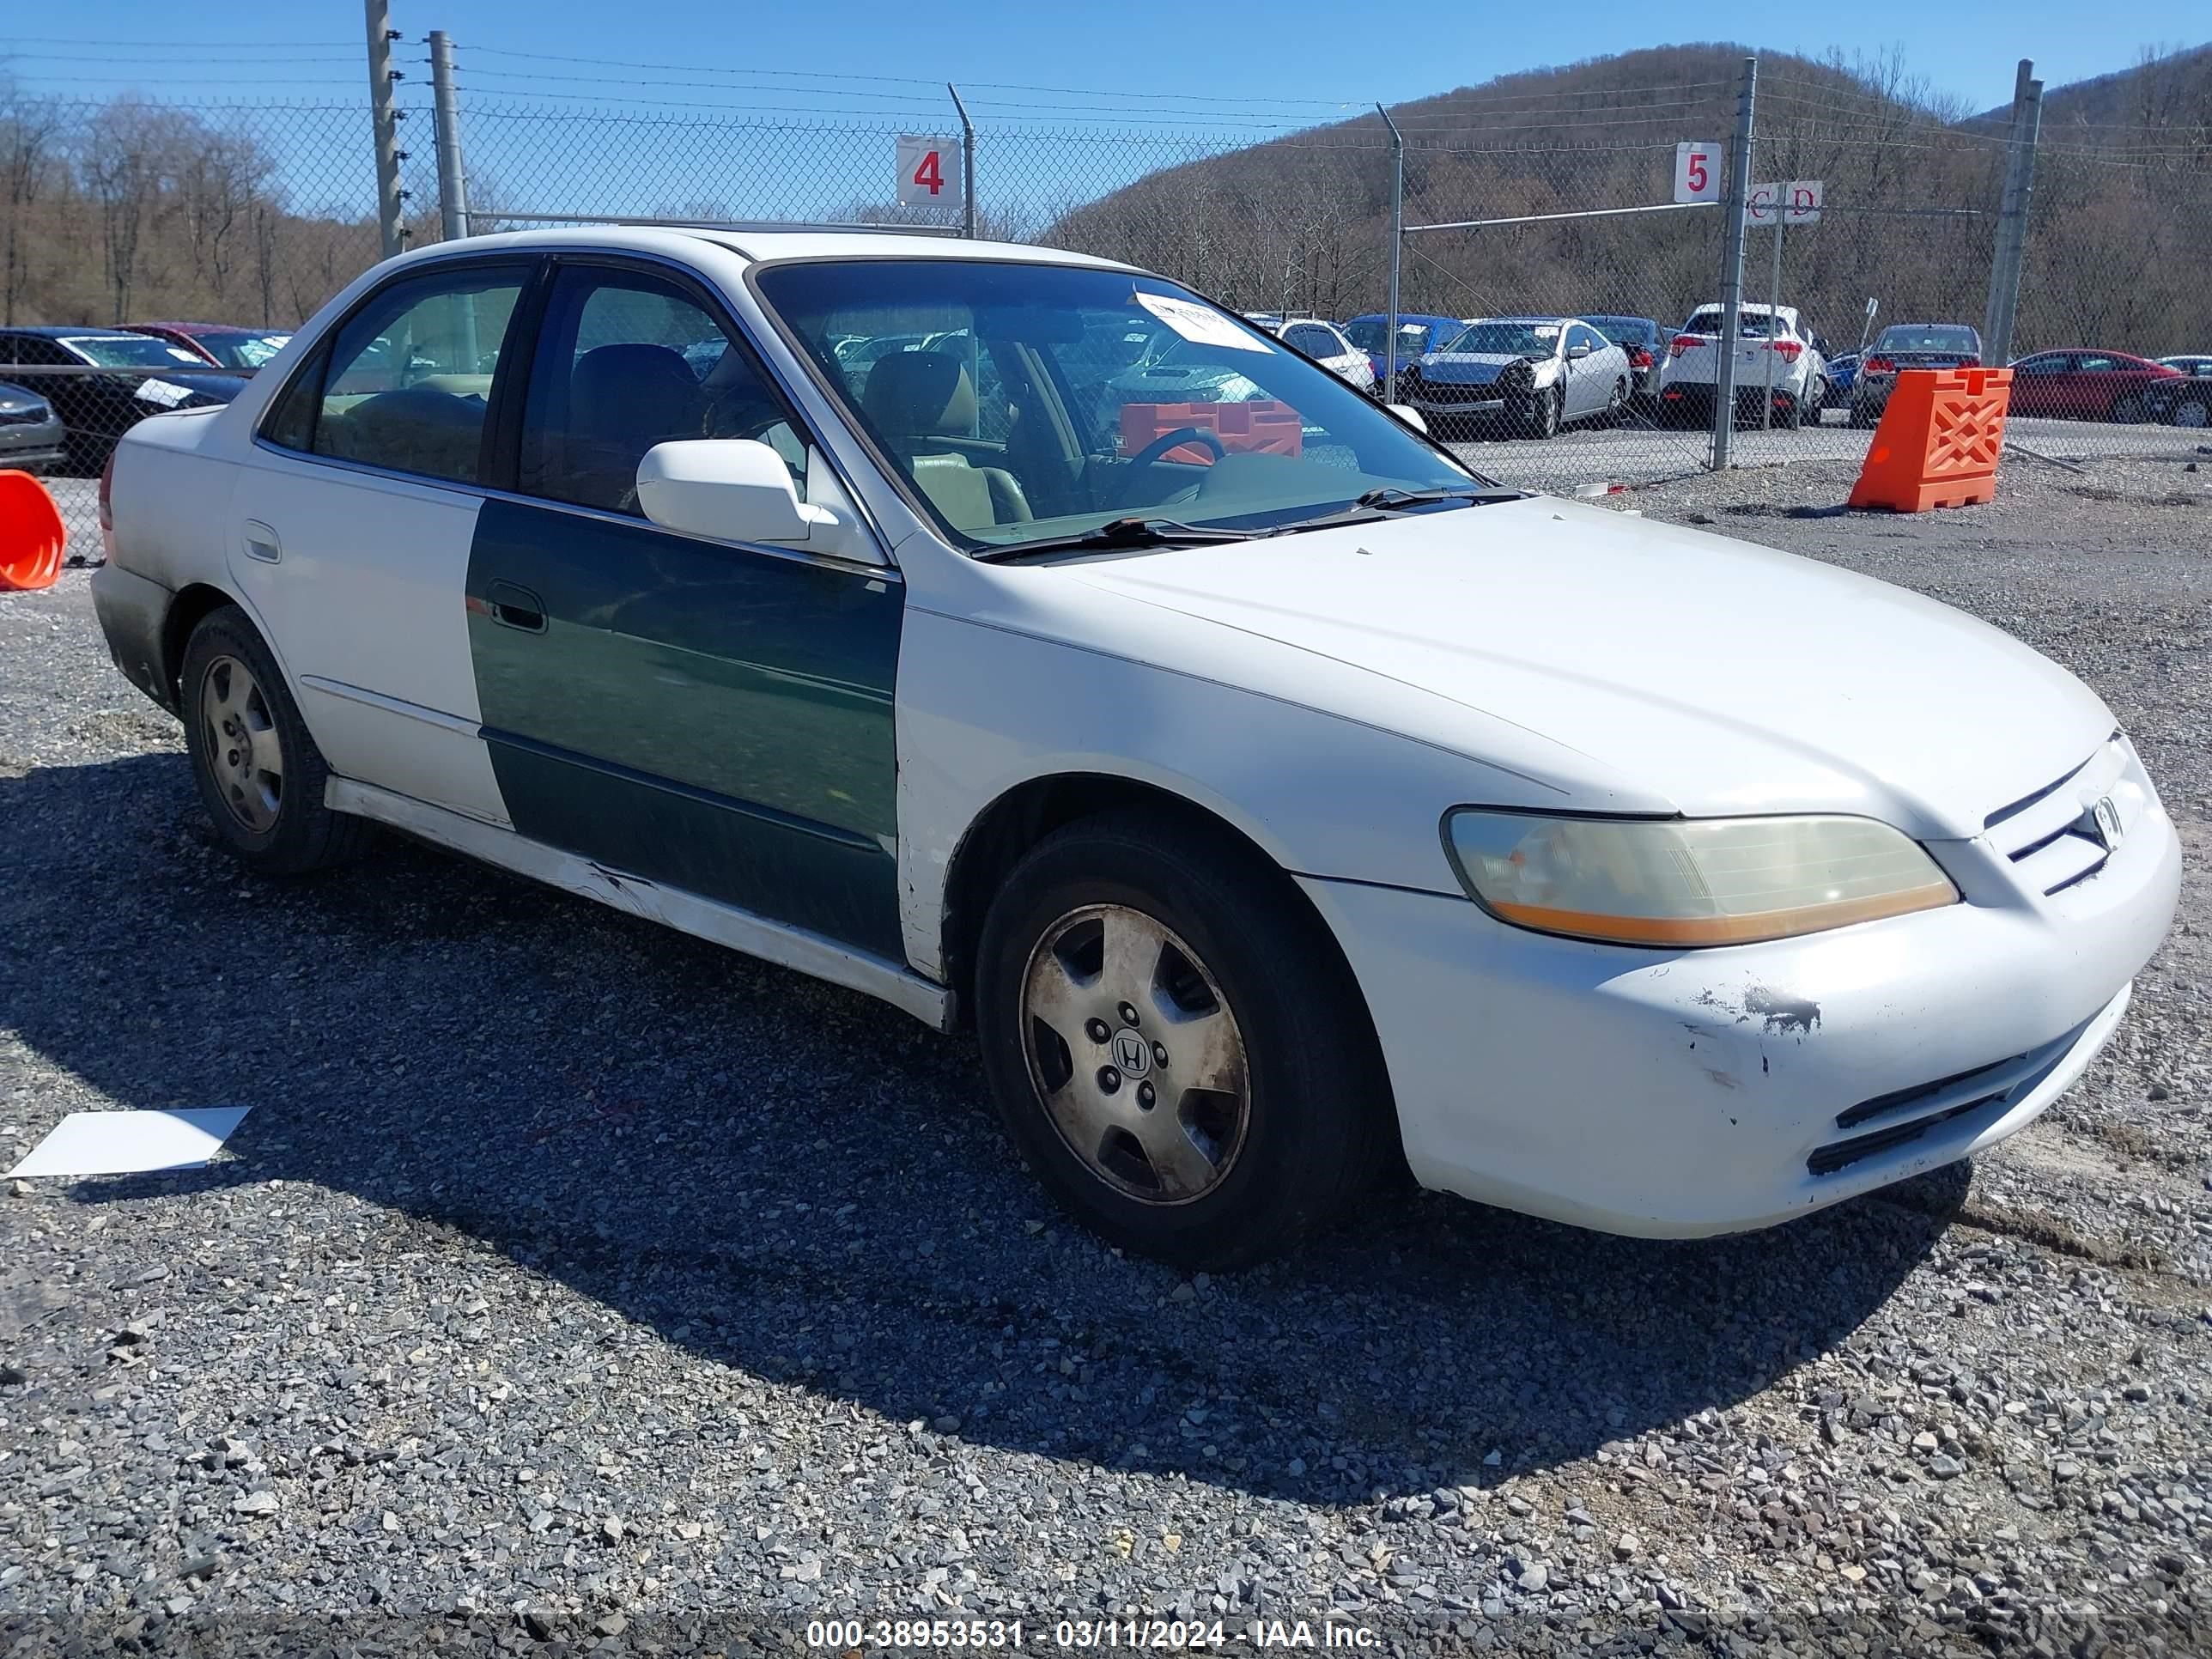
left=59, top=334, right=211, bottom=368
left=200, top=330, right=290, bottom=369
left=1684, top=308, right=1782, bottom=339
left=1343, top=318, right=1440, bottom=356
left=1875, top=325, right=1978, bottom=355
left=1438, top=321, right=1559, bottom=359
left=756, top=260, right=1478, bottom=554
left=1593, top=319, right=1655, bottom=346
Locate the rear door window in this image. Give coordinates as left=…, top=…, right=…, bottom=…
left=518, top=264, right=807, bottom=516
left=311, top=264, right=529, bottom=484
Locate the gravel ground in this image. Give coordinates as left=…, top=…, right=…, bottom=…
left=3, top=447, right=2210, bottom=1657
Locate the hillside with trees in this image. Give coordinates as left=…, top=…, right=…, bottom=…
left=1045, top=42, right=2212, bottom=357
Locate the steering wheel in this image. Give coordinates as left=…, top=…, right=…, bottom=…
left=1113, top=425, right=1227, bottom=507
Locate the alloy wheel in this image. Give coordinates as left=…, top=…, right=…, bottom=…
left=1019, top=902, right=1249, bottom=1205
left=200, top=654, right=284, bottom=833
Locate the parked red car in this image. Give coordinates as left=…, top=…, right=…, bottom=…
left=2006, top=349, right=2188, bottom=422
left=121, top=322, right=291, bottom=374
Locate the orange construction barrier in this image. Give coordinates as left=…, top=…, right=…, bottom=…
left=0, top=470, right=67, bottom=592
left=1848, top=367, right=2012, bottom=513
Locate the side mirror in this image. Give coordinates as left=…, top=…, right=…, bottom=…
left=1565, top=343, right=1592, bottom=360
left=637, top=440, right=848, bottom=550
left=1387, top=404, right=1428, bottom=434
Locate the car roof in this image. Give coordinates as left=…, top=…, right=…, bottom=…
left=131, top=320, right=276, bottom=335
left=398, top=225, right=1133, bottom=272
left=1346, top=312, right=1462, bottom=325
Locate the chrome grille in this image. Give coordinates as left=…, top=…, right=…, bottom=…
left=1983, top=738, right=2122, bottom=896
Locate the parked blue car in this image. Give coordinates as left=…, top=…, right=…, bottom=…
left=1342, top=313, right=1470, bottom=386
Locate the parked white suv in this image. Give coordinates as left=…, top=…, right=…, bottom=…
left=1657, top=303, right=1828, bottom=430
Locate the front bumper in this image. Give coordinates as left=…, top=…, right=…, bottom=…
left=1302, top=788, right=2180, bottom=1238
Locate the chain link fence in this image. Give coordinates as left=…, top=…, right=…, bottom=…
left=5, top=54, right=2209, bottom=556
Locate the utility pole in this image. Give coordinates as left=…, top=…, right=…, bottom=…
left=1983, top=59, right=2043, bottom=365
left=1711, top=55, right=1758, bottom=471
left=947, top=84, right=976, bottom=240
left=429, top=30, right=469, bottom=241
left=364, top=0, right=407, bottom=260
left=1379, top=103, right=1404, bottom=404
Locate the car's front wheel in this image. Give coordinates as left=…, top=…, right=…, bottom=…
left=975, top=810, right=1392, bottom=1268
left=181, top=605, right=374, bottom=875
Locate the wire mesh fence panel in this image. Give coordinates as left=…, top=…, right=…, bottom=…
left=9, top=50, right=2212, bottom=562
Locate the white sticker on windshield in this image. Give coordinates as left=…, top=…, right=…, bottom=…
left=1532, top=325, right=1559, bottom=338
left=134, top=379, right=191, bottom=407
left=1133, top=292, right=1271, bottom=354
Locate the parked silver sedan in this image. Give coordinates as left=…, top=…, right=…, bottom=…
left=0, top=380, right=67, bottom=474
left=1397, top=316, right=1632, bottom=439
left=1245, top=314, right=1376, bottom=392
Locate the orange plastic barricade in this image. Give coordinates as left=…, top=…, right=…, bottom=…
left=0, top=469, right=67, bottom=592
left=1121, top=400, right=1304, bottom=465
left=1848, top=367, right=2013, bottom=513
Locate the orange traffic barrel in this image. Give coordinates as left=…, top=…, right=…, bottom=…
left=0, top=469, right=66, bottom=591
left=1849, top=368, right=2013, bottom=513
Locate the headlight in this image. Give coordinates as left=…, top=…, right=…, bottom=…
left=1442, top=811, right=1958, bottom=947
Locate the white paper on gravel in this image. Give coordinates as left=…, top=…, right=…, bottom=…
left=7, top=1108, right=251, bottom=1178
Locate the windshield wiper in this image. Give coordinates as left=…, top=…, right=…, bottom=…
left=974, top=516, right=1257, bottom=562
left=1351, top=485, right=1528, bottom=511
left=1249, top=485, right=1528, bottom=538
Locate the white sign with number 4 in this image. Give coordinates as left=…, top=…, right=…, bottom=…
left=1674, top=142, right=1720, bottom=204
left=896, top=135, right=963, bottom=210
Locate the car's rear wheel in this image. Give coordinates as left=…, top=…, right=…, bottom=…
left=2112, top=394, right=2147, bottom=424
left=975, top=809, right=1392, bottom=1268
left=181, top=605, right=374, bottom=875
left=2174, top=396, right=2211, bottom=429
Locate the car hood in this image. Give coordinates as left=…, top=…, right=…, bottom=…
left=1416, top=352, right=1542, bottom=385
left=1060, top=497, right=2113, bottom=837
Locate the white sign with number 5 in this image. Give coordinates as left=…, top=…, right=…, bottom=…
left=1674, top=142, right=1719, bottom=204
left=896, top=135, right=963, bottom=210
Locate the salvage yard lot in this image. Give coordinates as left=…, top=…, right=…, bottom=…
left=2, top=451, right=2209, bottom=1655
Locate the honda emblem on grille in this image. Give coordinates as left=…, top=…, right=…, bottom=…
left=2090, top=796, right=2124, bottom=851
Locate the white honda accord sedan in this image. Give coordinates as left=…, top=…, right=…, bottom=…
left=91, top=228, right=2180, bottom=1267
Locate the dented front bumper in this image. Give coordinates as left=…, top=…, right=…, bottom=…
left=1299, top=792, right=2180, bottom=1238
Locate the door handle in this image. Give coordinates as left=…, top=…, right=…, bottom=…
left=242, top=520, right=282, bottom=564
left=486, top=580, right=546, bottom=633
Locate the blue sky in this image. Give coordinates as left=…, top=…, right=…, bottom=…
left=7, top=3, right=2202, bottom=226
left=10, top=0, right=2203, bottom=118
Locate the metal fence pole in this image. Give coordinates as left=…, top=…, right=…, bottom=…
left=1983, top=59, right=2043, bottom=364
left=429, top=31, right=470, bottom=243
left=1761, top=217, right=1783, bottom=430
left=947, top=83, right=976, bottom=240
left=1711, top=55, right=1758, bottom=470
left=1379, top=103, right=1404, bottom=404
left=363, top=0, right=407, bottom=260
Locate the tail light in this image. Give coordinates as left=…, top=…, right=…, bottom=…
left=1669, top=333, right=1702, bottom=358
left=1771, top=339, right=1804, bottom=363
left=1628, top=345, right=1654, bottom=369
left=99, top=447, right=116, bottom=532
left=1863, top=356, right=1894, bottom=374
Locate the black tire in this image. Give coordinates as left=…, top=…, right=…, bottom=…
left=1516, top=386, right=1561, bottom=441
left=1848, top=403, right=1876, bottom=429
left=2112, top=395, right=2146, bottom=424
left=1601, top=378, right=1629, bottom=428
left=975, top=808, right=1394, bottom=1269
left=179, top=604, right=375, bottom=876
